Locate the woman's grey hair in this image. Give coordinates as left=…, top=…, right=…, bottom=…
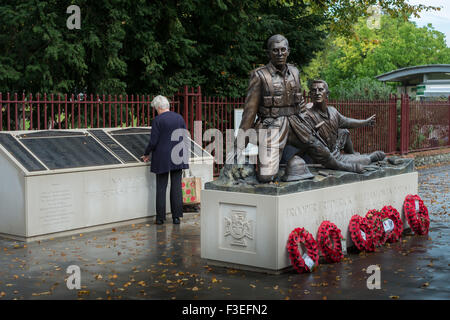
left=151, top=95, right=170, bottom=110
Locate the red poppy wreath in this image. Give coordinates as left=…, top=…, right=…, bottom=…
left=403, top=194, right=430, bottom=235
left=365, top=209, right=385, bottom=247
left=380, top=205, right=403, bottom=243
left=317, top=221, right=344, bottom=263
left=286, top=227, right=319, bottom=273
left=349, top=215, right=375, bottom=252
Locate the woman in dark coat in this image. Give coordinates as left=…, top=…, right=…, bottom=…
left=142, top=95, right=189, bottom=225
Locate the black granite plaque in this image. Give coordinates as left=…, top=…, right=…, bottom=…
left=112, top=133, right=150, bottom=161
left=89, top=130, right=138, bottom=164
left=0, top=133, right=46, bottom=171
left=21, top=136, right=121, bottom=170
left=112, top=131, right=201, bottom=161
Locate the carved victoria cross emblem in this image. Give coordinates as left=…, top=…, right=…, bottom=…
left=224, top=210, right=254, bottom=247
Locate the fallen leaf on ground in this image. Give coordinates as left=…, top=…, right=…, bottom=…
left=77, top=290, right=90, bottom=296
left=32, top=292, right=51, bottom=296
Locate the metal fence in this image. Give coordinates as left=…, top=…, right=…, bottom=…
left=1, top=87, right=449, bottom=176
left=321, top=97, right=398, bottom=155
left=406, top=96, right=450, bottom=153
left=0, top=92, right=181, bottom=131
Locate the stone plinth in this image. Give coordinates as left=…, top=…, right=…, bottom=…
left=201, top=160, right=418, bottom=273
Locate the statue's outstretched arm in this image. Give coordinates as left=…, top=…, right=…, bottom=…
left=337, top=108, right=376, bottom=129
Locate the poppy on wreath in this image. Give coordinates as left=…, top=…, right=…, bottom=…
left=365, top=209, right=385, bottom=247
left=349, top=215, right=375, bottom=252
left=403, top=194, right=430, bottom=235
left=286, top=227, right=319, bottom=273
left=380, top=205, right=403, bottom=243
left=317, top=221, right=344, bottom=263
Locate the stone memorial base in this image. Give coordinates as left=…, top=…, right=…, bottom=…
left=0, top=151, right=213, bottom=242
left=201, top=163, right=418, bottom=273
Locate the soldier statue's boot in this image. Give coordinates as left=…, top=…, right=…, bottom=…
left=281, top=155, right=314, bottom=182
left=369, top=151, right=386, bottom=162
left=323, top=157, right=364, bottom=174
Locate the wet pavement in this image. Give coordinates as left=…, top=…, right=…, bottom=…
left=0, top=165, right=448, bottom=300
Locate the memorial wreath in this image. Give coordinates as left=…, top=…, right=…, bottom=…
left=404, top=194, right=430, bottom=235
left=365, top=209, right=385, bottom=247
left=286, top=227, right=319, bottom=273
left=380, top=205, right=403, bottom=243
left=317, top=221, right=344, bottom=263
left=349, top=215, right=375, bottom=252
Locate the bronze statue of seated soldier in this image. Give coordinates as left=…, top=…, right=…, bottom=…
left=302, top=80, right=385, bottom=167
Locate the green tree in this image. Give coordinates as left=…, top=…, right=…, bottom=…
left=302, top=0, right=438, bottom=36
left=121, top=0, right=328, bottom=97
left=0, top=0, right=328, bottom=96
left=305, top=15, right=450, bottom=99
left=0, top=0, right=131, bottom=94
left=0, top=0, right=439, bottom=97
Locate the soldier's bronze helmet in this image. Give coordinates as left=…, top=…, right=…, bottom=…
left=281, top=155, right=314, bottom=182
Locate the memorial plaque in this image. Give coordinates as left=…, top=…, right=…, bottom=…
left=1, top=128, right=208, bottom=172
left=111, top=130, right=203, bottom=160
left=0, top=133, right=46, bottom=171
left=111, top=132, right=150, bottom=161
left=21, top=135, right=120, bottom=170
left=89, top=129, right=138, bottom=163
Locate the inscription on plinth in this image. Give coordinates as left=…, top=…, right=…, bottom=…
left=280, top=173, right=418, bottom=257
left=38, top=184, right=75, bottom=229
left=85, top=175, right=147, bottom=199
